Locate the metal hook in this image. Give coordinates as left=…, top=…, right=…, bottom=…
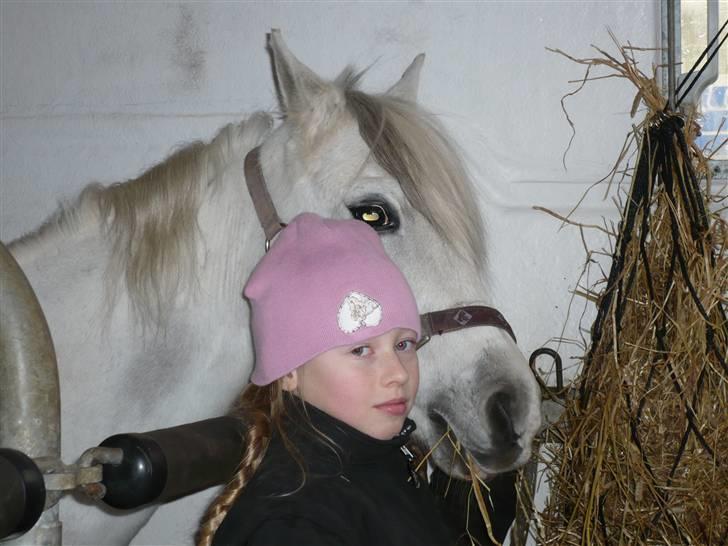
left=529, top=347, right=566, bottom=400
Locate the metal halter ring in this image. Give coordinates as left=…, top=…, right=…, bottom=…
left=264, top=223, right=287, bottom=253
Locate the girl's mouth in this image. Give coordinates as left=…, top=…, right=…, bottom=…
left=375, top=398, right=408, bottom=415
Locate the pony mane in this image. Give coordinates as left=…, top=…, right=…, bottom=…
left=98, top=114, right=272, bottom=321
left=13, top=114, right=272, bottom=324
left=341, top=70, right=485, bottom=267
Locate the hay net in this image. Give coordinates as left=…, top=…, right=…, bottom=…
left=536, top=36, right=728, bottom=546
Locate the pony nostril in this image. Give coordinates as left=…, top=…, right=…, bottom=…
left=486, top=390, right=519, bottom=447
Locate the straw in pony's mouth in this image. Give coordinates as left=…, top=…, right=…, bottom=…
left=413, top=421, right=504, bottom=546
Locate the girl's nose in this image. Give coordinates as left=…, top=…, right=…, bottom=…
left=381, top=351, right=409, bottom=385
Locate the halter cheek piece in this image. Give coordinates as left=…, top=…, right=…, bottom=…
left=244, top=147, right=287, bottom=249
left=243, top=146, right=518, bottom=349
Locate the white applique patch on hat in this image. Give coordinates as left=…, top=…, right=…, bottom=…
left=337, top=292, right=382, bottom=334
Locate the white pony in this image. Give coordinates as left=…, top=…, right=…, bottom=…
left=7, top=31, right=541, bottom=544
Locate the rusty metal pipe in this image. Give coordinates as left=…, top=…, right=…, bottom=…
left=0, top=241, right=61, bottom=545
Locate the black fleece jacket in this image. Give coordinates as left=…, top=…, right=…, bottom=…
left=213, top=403, right=458, bottom=546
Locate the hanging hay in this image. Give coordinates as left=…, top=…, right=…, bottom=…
left=530, top=33, right=727, bottom=545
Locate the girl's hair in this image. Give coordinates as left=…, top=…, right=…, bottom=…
left=195, top=381, right=287, bottom=546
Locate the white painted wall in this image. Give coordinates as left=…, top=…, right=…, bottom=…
left=0, top=1, right=659, bottom=544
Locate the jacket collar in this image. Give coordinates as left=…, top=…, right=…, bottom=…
left=282, top=396, right=416, bottom=465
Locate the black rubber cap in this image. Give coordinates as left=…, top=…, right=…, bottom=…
left=99, top=434, right=167, bottom=510
left=0, top=448, right=46, bottom=541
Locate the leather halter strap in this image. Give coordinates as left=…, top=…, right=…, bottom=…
left=243, top=146, right=518, bottom=346
left=420, top=306, right=517, bottom=345
left=244, top=146, right=285, bottom=243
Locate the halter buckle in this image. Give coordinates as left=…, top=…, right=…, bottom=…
left=264, top=223, right=288, bottom=253
left=416, top=335, right=431, bottom=351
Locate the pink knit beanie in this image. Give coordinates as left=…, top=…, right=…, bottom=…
left=245, top=213, right=421, bottom=385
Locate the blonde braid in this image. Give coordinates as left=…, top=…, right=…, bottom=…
left=196, top=382, right=285, bottom=546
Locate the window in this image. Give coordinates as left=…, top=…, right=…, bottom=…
left=663, top=0, right=727, bottom=173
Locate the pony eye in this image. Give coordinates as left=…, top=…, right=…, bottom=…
left=348, top=202, right=399, bottom=232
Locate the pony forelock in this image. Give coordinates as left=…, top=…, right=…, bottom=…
left=342, top=76, right=485, bottom=267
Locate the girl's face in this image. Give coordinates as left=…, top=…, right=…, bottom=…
left=283, top=328, right=419, bottom=440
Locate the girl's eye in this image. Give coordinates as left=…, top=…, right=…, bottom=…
left=351, top=346, right=371, bottom=357
left=396, top=340, right=416, bottom=352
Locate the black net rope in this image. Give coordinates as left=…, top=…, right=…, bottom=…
left=543, top=28, right=727, bottom=546
left=575, top=107, right=727, bottom=544
left=577, top=110, right=727, bottom=544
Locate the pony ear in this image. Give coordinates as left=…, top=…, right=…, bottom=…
left=386, top=54, right=425, bottom=102
left=268, top=29, right=329, bottom=114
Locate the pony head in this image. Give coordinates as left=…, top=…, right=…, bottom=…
left=258, top=30, right=542, bottom=478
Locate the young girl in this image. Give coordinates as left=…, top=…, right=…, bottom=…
left=197, top=212, right=457, bottom=546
